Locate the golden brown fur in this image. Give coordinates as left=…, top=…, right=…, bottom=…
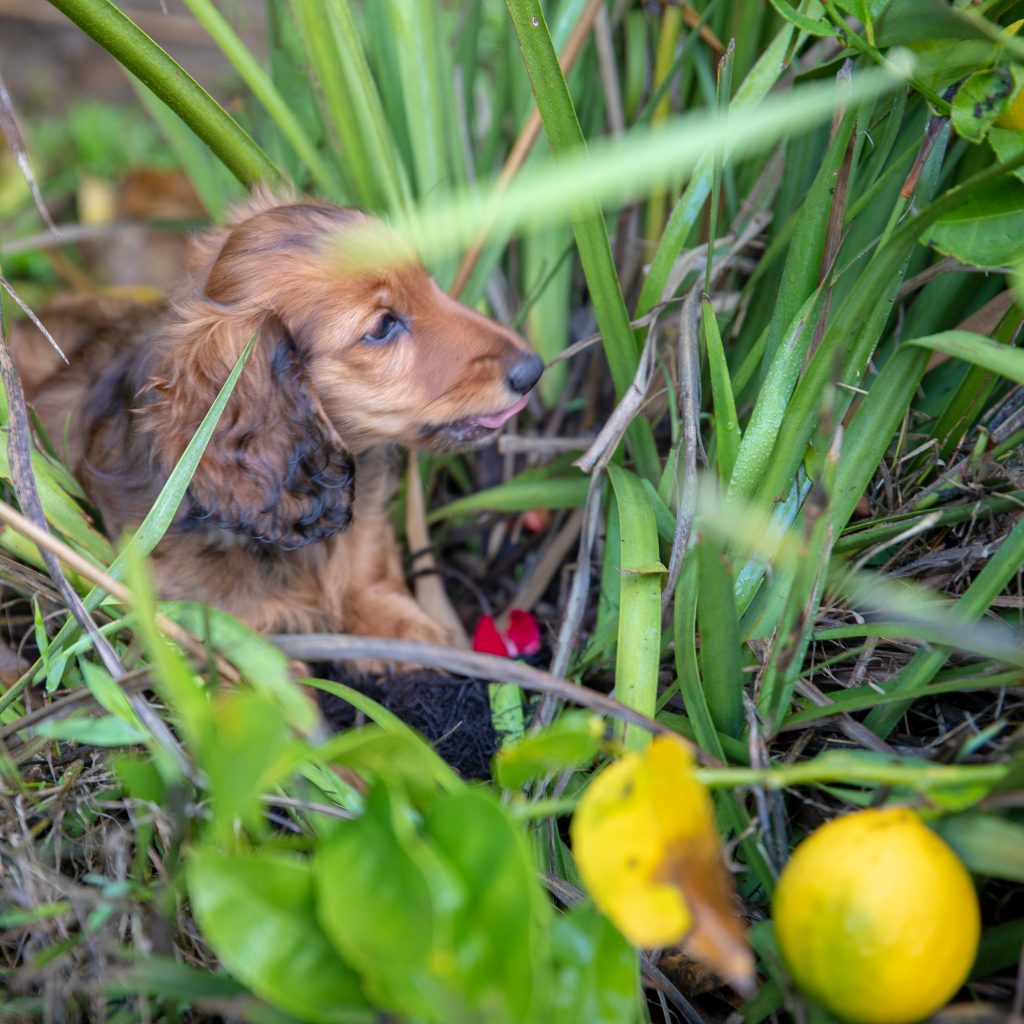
left=11, top=191, right=542, bottom=642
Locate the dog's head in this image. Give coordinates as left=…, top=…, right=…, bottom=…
left=142, top=193, right=543, bottom=549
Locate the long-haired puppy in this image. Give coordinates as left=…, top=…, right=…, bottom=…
left=12, top=191, right=543, bottom=643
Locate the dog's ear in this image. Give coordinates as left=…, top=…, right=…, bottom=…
left=142, top=312, right=354, bottom=550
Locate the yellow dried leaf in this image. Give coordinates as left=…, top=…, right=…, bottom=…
left=571, top=734, right=755, bottom=994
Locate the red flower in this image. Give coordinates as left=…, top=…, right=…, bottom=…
left=472, top=609, right=541, bottom=658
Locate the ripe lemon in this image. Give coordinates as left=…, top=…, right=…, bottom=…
left=772, top=807, right=980, bottom=1024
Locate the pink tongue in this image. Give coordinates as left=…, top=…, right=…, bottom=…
left=473, top=395, right=529, bottom=429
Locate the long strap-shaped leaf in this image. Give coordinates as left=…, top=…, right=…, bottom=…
left=505, top=0, right=659, bottom=481
left=179, top=0, right=339, bottom=197
left=46, top=0, right=281, bottom=188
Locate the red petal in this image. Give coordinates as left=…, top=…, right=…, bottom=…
left=506, top=609, right=541, bottom=656
left=472, top=615, right=511, bottom=657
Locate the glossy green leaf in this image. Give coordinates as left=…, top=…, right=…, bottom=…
left=314, top=784, right=443, bottom=1012
left=495, top=711, right=606, bottom=789
left=426, top=789, right=547, bottom=1022
left=924, top=175, right=1024, bottom=268
left=549, top=902, right=638, bottom=1024
left=188, top=846, right=369, bottom=1023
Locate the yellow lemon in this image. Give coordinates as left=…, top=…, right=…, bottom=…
left=772, top=807, right=980, bottom=1024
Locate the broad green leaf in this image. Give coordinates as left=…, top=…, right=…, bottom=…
left=951, top=66, right=1020, bottom=144
left=314, top=784, right=444, bottom=1013
left=924, top=175, right=1024, bottom=268
left=197, top=689, right=300, bottom=843
left=935, top=813, right=1024, bottom=883
left=317, top=726, right=459, bottom=805
left=495, top=711, right=605, bottom=789
left=426, top=790, right=547, bottom=1023
left=188, top=846, right=368, bottom=1023
left=550, top=902, right=638, bottom=1024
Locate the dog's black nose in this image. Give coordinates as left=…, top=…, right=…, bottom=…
left=506, top=353, right=544, bottom=395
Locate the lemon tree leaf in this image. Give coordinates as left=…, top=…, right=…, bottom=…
left=923, top=176, right=1024, bottom=268
left=426, top=789, right=548, bottom=1022
left=951, top=66, right=1018, bottom=144
left=314, top=784, right=447, bottom=1015
left=187, top=846, right=369, bottom=1024
left=495, top=711, right=605, bottom=789
left=550, top=902, right=638, bottom=1024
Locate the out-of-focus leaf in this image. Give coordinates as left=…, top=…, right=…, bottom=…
left=426, top=789, right=547, bottom=1022
left=197, top=689, right=300, bottom=843
left=34, top=714, right=148, bottom=746
left=163, top=601, right=317, bottom=735
left=924, top=176, right=1024, bottom=268
left=571, top=734, right=754, bottom=994
left=314, top=784, right=445, bottom=1015
left=550, top=902, right=639, bottom=1024
left=495, top=711, right=606, bottom=789
left=934, top=813, right=1024, bottom=883
left=187, top=846, right=368, bottom=1023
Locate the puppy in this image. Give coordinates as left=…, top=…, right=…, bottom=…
left=12, top=191, right=543, bottom=644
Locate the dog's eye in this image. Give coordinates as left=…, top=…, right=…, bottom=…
left=363, top=313, right=406, bottom=346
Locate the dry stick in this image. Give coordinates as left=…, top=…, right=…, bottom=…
left=271, top=632, right=681, bottom=742
left=0, top=274, right=66, bottom=364
left=594, top=3, right=625, bottom=136
left=449, top=0, right=605, bottom=298
left=0, top=70, right=58, bottom=234
left=405, top=452, right=469, bottom=648
left=0, top=499, right=239, bottom=688
left=573, top=319, right=660, bottom=475
left=663, top=290, right=702, bottom=611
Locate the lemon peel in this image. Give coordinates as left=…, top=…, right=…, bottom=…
left=773, top=806, right=980, bottom=1024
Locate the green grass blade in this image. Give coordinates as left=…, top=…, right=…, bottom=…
left=505, top=0, right=659, bottom=480
left=385, top=0, right=461, bottom=201
left=46, top=339, right=255, bottom=661
left=608, top=465, right=663, bottom=748
left=46, top=0, right=281, bottom=188
left=634, top=22, right=796, bottom=321
left=291, top=0, right=410, bottom=213
left=179, top=0, right=339, bottom=196
left=695, top=527, right=744, bottom=737
left=702, top=297, right=741, bottom=485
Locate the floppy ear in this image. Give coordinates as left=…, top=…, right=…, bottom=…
left=142, top=311, right=354, bottom=550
